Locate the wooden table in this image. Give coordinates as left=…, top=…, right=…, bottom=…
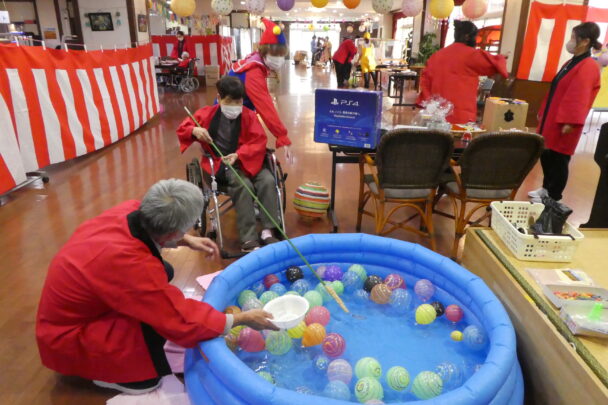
left=462, top=228, right=608, bottom=405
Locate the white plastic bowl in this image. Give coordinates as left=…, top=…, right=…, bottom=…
left=263, top=295, right=310, bottom=330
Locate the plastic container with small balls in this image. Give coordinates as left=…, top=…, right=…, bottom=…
left=263, top=295, right=310, bottom=330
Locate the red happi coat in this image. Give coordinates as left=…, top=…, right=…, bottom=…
left=170, top=38, right=194, bottom=59
left=36, top=200, right=226, bottom=383
left=418, top=43, right=508, bottom=124
left=177, top=104, right=268, bottom=178
left=537, top=57, right=601, bottom=156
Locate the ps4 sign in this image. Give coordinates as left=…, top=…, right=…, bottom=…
left=314, top=88, right=383, bottom=149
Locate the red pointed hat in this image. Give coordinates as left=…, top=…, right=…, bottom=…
left=260, top=18, right=286, bottom=45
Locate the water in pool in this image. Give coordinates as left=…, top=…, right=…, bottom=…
left=228, top=263, right=488, bottom=403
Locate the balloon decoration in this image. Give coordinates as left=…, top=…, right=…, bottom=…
left=343, top=0, right=360, bottom=9
left=346, top=25, right=354, bottom=33
left=170, top=0, right=196, bottom=18
left=462, top=0, right=488, bottom=19
left=246, top=0, right=265, bottom=14
left=211, top=0, right=233, bottom=16
left=359, top=24, right=366, bottom=32
left=277, top=0, right=295, bottom=11
left=308, top=24, right=315, bottom=32
left=323, top=25, right=330, bottom=32
left=311, top=0, right=329, bottom=8
left=401, top=0, right=423, bottom=17
left=372, top=0, right=393, bottom=14
left=429, top=0, right=454, bottom=19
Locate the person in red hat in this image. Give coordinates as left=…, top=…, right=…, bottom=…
left=227, top=19, right=293, bottom=163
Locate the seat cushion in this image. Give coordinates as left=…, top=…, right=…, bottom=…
left=364, top=174, right=432, bottom=199
left=445, top=182, right=512, bottom=199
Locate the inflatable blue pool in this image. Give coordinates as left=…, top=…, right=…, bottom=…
left=185, top=234, right=523, bottom=404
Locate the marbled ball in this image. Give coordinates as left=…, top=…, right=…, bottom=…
left=305, top=306, right=331, bottom=326
left=327, top=359, right=353, bottom=384
left=323, top=380, right=351, bottom=401
left=414, top=279, right=436, bottom=302
left=313, top=354, right=330, bottom=374
left=370, top=283, right=392, bottom=304
left=269, top=283, right=287, bottom=296
left=355, top=357, right=382, bottom=379
left=287, top=321, right=307, bottom=338
left=323, top=265, right=343, bottom=281
left=415, top=304, right=437, bottom=325
left=316, top=265, right=327, bottom=278
left=224, top=305, right=241, bottom=314
left=332, top=280, right=344, bottom=295
left=463, top=325, right=487, bottom=351
left=295, top=386, right=314, bottom=395
left=436, top=362, right=463, bottom=391
left=348, top=264, right=368, bottom=281
left=355, top=377, right=384, bottom=403
left=389, top=288, right=412, bottom=314
left=445, top=304, right=464, bottom=323
left=411, top=371, right=443, bottom=400
left=225, top=333, right=238, bottom=351
left=259, top=290, right=279, bottom=305
left=241, top=297, right=263, bottom=311
left=302, top=323, right=326, bottom=347
left=265, top=331, right=292, bottom=355
left=315, top=282, right=335, bottom=303
left=384, top=273, right=405, bottom=290
left=285, top=290, right=300, bottom=296
left=238, top=290, right=257, bottom=307
left=263, top=274, right=280, bottom=289
left=292, top=279, right=312, bottom=295
left=363, top=275, right=383, bottom=293
left=431, top=301, right=445, bottom=317
left=342, top=270, right=364, bottom=293
left=322, top=332, right=346, bottom=357
left=386, top=366, right=410, bottom=391
left=257, top=371, right=275, bottom=384
left=238, top=327, right=265, bottom=352
left=286, top=265, right=304, bottom=282
left=303, top=290, right=323, bottom=308
left=353, top=288, right=370, bottom=303
left=251, top=281, right=265, bottom=296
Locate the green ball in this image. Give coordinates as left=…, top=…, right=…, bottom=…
left=354, top=377, right=383, bottom=403
left=285, top=290, right=300, bottom=296
left=315, top=282, right=335, bottom=303
left=260, top=291, right=279, bottom=305
left=355, top=357, right=382, bottom=379
left=386, top=366, right=410, bottom=391
left=348, top=264, right=367, bottom=281
left=304, top=290, right=323, bottom=309
left=412, top=371, right=443, bottom=400
left=238, top=290, right=257, bottom=307
left=332, top=280, right=344, bottom=295
left=257, top=371, right=275, bottom=384
left=265, top=331, right=292, bottom=355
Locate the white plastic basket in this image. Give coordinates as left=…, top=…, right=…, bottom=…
left=490, top=201, right=584, bottom=262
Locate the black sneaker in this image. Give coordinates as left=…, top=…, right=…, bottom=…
left=261, top=229, right=280, bottom=245
left=93, top=377, right=161, bottom=395
left=241, top=240, right=261, bottom=252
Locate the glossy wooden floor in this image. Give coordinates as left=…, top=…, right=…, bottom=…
left=0, top=63, right=602, bottom=404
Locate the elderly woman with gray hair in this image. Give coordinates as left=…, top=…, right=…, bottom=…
left=36, top=179, right=278, bottom=395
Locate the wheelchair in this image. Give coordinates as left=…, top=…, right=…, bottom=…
left=158, top=58, right=200, bottom=93
left=186, top=149, right=287, bottom=259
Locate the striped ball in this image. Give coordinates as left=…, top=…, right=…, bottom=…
left=412, top=371, right=443, bottom=400
left=386, top=366, right=410, bottom=391
left=293, top=182, right=330, bottom=219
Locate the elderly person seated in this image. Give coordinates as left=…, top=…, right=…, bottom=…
left=36, top=179, right=277, bottom=395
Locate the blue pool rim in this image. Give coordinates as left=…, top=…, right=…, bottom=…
left=185, top=233, right=524, bottom=405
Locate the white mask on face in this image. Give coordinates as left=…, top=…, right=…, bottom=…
left=221, top=104, right=242, bottom=120
left=264, top=55, right=285, bottom=71
left=566, top=39, right=577, bottom=54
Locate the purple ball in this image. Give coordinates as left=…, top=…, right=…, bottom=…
left=414, top=279, right=436, bottom=302
left=277, top=0, right=295, bottom=11
left=323, top=265, right=343, bottom=282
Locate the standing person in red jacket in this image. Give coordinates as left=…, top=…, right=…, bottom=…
left=227, top=18, right=293, bottom=163
left=417, top=20, right=508, bottom=124
left=36, top=179, right=277, bottom=395
left=333, top=36, right=359, bottom=88
left=529, top=22, right=602, bottom=203
left=177, top=76, right=282, bottom=251
left=170, top=30, right=193, bottom=60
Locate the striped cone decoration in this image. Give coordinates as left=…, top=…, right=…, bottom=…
left=293, top=182, right=330, bottom=219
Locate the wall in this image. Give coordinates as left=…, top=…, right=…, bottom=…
left=79, top=0, right=130, bottom=50
left=5, top=1, right=38, bottom=34
left=36, top=0, right=61, bottom=48
left=149, top=13, right=165, bottom=35
left=500, top=0, right=523, bottom=73
left=133, top=0, right=149, bottom=44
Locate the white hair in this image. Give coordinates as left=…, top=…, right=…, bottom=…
left=181, top=51, right=190, bottom=58
left=140, top=179, right=203, bottom=236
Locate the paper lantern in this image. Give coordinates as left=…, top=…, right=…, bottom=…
left=171, top=0, right=196, bottom=17
left=429, top=0, right=454, bottom=19
left=372, top=0, right=393, bottom=14
left=211, top=0, right=233, bottom=16
left=246, top=0, right=265, bottom=14
left=343, top=0, right=360, bottom=9
left=462, top=0, right=488, bottom=19
left=359, top=24, right=366, bottom=32
left=346, top=25, right=354, bottom=33
left=401, top=0, right=423, bottom=17
left=311, top=0, right=328, bottom=8
left=277, top=0, right=295, bottom=11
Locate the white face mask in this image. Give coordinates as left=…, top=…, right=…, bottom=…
left=221, top=104, right=242, bottom=120
left=264, top=55, right=285, bottom=71
left=566, top=39, right=577, bottom=54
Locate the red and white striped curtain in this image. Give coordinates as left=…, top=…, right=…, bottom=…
left=151, top=35, right=234, bottom=76
left=0, top=44, right=159, bottom=194
left=517, top=2, right=608, bottom=82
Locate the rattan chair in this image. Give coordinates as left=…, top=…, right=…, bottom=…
left=356, top=128, right=454, bottom=251
left=437, top=131, right=544, bottom=259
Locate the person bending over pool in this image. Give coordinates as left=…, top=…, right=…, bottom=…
left=36, top=179, right=278, bottom=395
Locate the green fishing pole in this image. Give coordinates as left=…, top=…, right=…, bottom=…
left=184, top=107, right=349, bottom=313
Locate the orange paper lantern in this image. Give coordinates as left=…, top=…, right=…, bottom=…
left=343, top=0, right=360, bottom=9
left=302, top=323, right=327, bottom=347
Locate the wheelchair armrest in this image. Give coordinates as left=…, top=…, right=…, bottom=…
left=266, top=148, right=276, bottom=154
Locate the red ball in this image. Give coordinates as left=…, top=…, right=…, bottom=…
left=384, top=273, right=405, bottom=290
left=264, top=274, right=280, bottom=289
left=305, top=306, right=331, bottom=326
left=322, top=333, right=346, bottom=357
left=445, top=304, right=464, bottom=323
left=238, top=327, right=265, bottom=352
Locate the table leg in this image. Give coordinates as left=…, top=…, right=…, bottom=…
left=329, top=150, right=339, bottom=233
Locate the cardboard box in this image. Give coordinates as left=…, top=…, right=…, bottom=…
left=482, top=97, right=529, bottom=131
left=314, top=89, right=383, bottom=149
left=205, top=65, right=220, bottom=74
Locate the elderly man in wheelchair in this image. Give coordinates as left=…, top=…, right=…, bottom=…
left=177, top=76, right=284, bottom=253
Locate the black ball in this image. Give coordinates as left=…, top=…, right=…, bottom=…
left=286, top=266, right=304, bottom=283
left=431, top=301, right=445, bottom=317
left=363, top=275, right=383, bottom=293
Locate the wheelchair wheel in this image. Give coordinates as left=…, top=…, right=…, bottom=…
left=275, top=161, right=287, bottom=212
left=179, top=77, right=198, bottom=93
